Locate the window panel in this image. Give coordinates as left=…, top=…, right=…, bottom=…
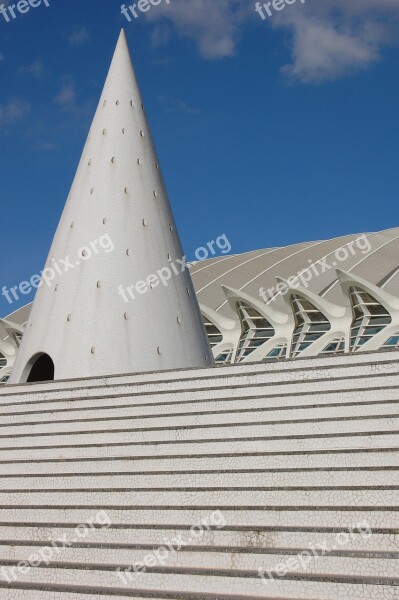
left=349, top=287, right=392, bottom=352
left=320, top=338, right=345, bottom=355
left=290, top=295, right=331, bottom=358
left=380, top=334, right=399, bottom=349
left=236, top=302, right=275, bottom=362
left=264, top=344, right=287, bottom=360
left=203, top=316, right=223, bottom=348
left=215, top=348, right=233, bottom=365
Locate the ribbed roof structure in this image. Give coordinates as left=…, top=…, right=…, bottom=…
left=190, top=227, right=399, bottom=317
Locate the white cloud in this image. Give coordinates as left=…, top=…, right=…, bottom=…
left=54, top=81, right=76, bottom=111
left=141, top=0, right=399, bottom=81
left=34, top=140, right=56, bottom=151
left=0, top=99, right=30, bottom=128
left=273, top=0, right=399, bottom=82
left=68, top=27, right=90, bottom=46
left=18, top=60, right=44, bottom=78
left=144, top=0, right=249, bottom=59
left=158, top=94, right=201, bottom=114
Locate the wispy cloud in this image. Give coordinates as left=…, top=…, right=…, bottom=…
left=158, top=94, right=201, bottom=114
left=34, top=140, right=56, bottom=151
left=151, top=23, right=172, bottom=49
left=68, top=26, right=90, bottom=46
left=0, top=99, right=31, bottom=128
left=54, top=80, right=76, bottom=112
left=18, top=59, right=44, bottom=78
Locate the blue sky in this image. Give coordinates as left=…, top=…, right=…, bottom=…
left=1, top=0, right=399, bottom=316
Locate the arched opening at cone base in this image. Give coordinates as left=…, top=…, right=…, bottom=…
left=22, top=353, right=55, bottom=383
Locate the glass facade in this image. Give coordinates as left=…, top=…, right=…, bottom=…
left=203, top=316, right=223, bottom=349
left=381, top=333, right=399, bottom=349
left=202, top=286, right=399, bottom=364
left=263, top=344, right=287, bottom=360
left=291, top=295, right=331, bottom=358
left=349, top=287, right=392, bottom=351
left=320, top=339, right=345, bottom=355
left=236, top=302, right=275, bottom=362
left=215, top=347, right=234, bottom=364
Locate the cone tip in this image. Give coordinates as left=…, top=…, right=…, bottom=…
left=114, top=28, right=130, bottom=57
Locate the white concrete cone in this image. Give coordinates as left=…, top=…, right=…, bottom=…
left=10, top=30, right=212, bottom=383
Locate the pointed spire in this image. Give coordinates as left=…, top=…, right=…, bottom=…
left=10, top=32, right=212, bottom=383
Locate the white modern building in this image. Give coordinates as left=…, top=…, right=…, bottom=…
left=6, top=30, right=212, bottom=385
left=0, top=30, right=398, bottom=600
left=3, top=226, right=399, bottom=382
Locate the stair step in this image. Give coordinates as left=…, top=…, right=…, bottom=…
left=0, top=469, right=397, bottom=490
left=0, top=450, right=398, bottom=475
left=0, top=489, right=397, bottom=508
left=1, top=546, right=398, bottom=578
left=1, top=382, right=398, bottom=418
left=1, top=416, right=398, bottom=450
left=0, top=508, right=397, bottom=529
left=0, top=400, right=397, bottom=431
left=1, top=357, right=397, bottom=406
left=0, top=564, right=398, bottom=600
left=1, top=349, right=396, bottom=396
left=0, top=527, right=396, bottom=553
left=0, top=434, right=397, bottom=462
left=0, top=588, right=181, bottom=600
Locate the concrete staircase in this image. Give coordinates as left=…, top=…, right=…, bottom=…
left=0, top=350, right=398, bottom=600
